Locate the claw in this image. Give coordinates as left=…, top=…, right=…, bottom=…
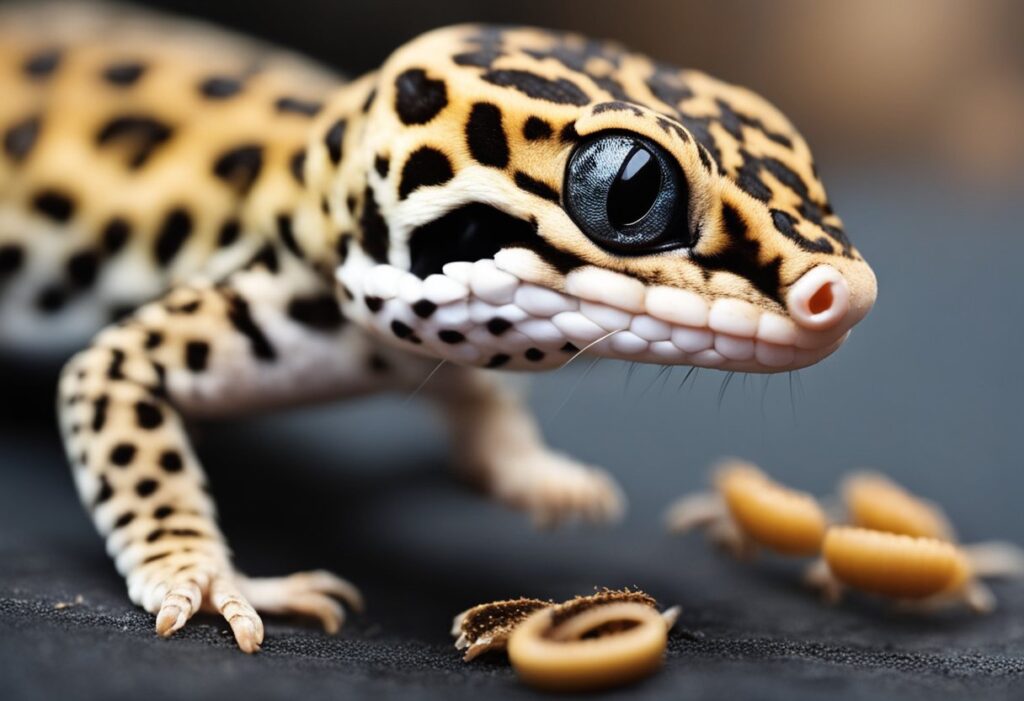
left=155, top=603, right=187, bottom=637
left=302, top=570, right=365, bottom=613
left=229, top=614, right=263, bottom=653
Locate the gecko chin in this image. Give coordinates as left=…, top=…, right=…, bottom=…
left=343, top=204, right=858, bottom=373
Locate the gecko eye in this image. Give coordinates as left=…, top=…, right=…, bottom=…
left=564, top=132, right=692, bottom=254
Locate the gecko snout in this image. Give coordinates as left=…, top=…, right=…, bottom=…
left=786, top=265, right=851, bottom=331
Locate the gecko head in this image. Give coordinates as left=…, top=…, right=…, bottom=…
left=328, top=25, right=876, bottom=372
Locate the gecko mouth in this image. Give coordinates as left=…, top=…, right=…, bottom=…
left=407, top=203, right=580, bottom=279
left=345, top=207, right=851, bottom=372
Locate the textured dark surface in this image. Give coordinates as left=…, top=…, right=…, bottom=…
left=2, top=174, right=1024, bottom=701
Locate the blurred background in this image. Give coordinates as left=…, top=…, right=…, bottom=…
left=133, top=0, right=1024, bottom=184
left=2, top=2, right=1024, bottom=699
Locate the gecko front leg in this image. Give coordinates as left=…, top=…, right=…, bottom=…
left=429, top=367, right=625, bottom=527
left=57, top=250, right=384, bottom=651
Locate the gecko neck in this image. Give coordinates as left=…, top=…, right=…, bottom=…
left=287, top=72, right=381, bottom=282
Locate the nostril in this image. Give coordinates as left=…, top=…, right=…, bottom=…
left=787, top=265, right=850, bottom=331
left=807, top=283, right=834, bottom=316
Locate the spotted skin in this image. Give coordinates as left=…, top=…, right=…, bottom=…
left=1, top=5, right=874, bottom=651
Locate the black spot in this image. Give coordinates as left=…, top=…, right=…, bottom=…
left=560, top=122, right=581, bottom=143
left=94, top=476, right=114, bottom=506
left=154, top=208, right=192, bottom=266
left=184, top=341, right=210, bottom=372
left=199, top=75, right=243, bottom=99
left=96, top=115, right=173, bottom=169
left=101, top=218, right=130, bottom=254
left=678, top=115, right=721, bottom=168
left=525, top=347, right=545, bottom=362
left=763, top=157, right=810, bottom=199
left=0, top=245, right=25, bottom=276
left=438, top=329, right=465, bottom=344
left=487, top=318, right=512, bottom=335
left=36, top=286, right=66, bottom=312
left=159, top=450, right=183, bottom=473
left=247, top=243, right=279, bottom=274
left=212, top=144, right=264, bottom=194
left=153, top=505, right=174, bottom=519
left=142, top=551, right=171, bottom=564
left=398, top=147, right=454, bottom=200
left=561, top=342, right=579, bottom=353
left=731, top=103, right=794, bottom=150
left=276, top=214, right=301, bottom=257
left=225, top=292, right=276, bottom=360
left=114, top=512, right=136, bottom=529
left=482, top=70, right=589, bottom=106
left=394, top=68, right=448, bottom=125
left=167, top=298, right=200, bottom=314
left=275, top=96, right=322, bottom=116
left=655, top=116, right=690, bottom=143
left=324, top=119, right=346, bottom=164
left=32, top=189, right=75, bottom=222
left=218, top=219, right=241, bottom=247
left=169, top=528, right=202, bottom=538
left=334, top=234, right=350, bottom=262
left=770, top=209, right=835, bottom=254
left=453, top=47, right=503, bottom=68
left=361, top=87, right=377, bottom=113
left=646, top=66, right=695, bottom=107
left=107, top=348, right=126, bottom=380
left=412, top=300, right=437, bottom=318
left=146, top=529, right=165, bottom=543
left=4, top=115, right=41, bottom=163
left=91, top=395, right=109, bottom=432
left=523, top=116, right=552, bottom=141
left=390, top=320, right=414, bottom=339
left=409, top=203, right=583, bottom=278
left=144, top=331, right=163, bottom=349
left=134, top=400, right=163, bottom=429
left=150, top=362, right=167, bottom=398
left=345, top=195, right=357, bottom=215
left=374, top=154, right=390, bottom=178
left=485, top=353, right=511, bottom=368
left=513, top=172, right=559, bottom=203
left=690, top=203, right=784, bottom=303
left=364, top=296, right=383, bottom=313
left=359, top=187, right=390, bottom=263
left=110, top=443, right=137, bottom=467
left=466, top=102, right=510, bottom=168
left=103, top=62, right=146, bottom=87
left=736, top=174, right=771, bottom=206
left=135, top=479, right=159, bottom=498
left=287, top=295, right=345, bottom=331
left=696, top=146, right=713, bottom=174
left=66, top=250, right=99, bottom=289
left=23, top=49, right=61, bottom=79
left=593, top=101, right=644, bottom=118
left=289, top=148, right=306, bottom=185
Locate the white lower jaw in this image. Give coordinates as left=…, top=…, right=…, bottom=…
left=341, top=260, right=849, bottom=372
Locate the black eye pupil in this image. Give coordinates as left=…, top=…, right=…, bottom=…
left=607, top=146, right=661, bottom=228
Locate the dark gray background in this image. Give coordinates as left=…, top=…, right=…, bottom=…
left=2, top=0, right=1024, bottom=699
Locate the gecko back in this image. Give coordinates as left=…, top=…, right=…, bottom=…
left=0, top=3, right=340, bottom=355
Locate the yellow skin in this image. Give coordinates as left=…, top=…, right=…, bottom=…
left=0, top=5, right=876, bottom=651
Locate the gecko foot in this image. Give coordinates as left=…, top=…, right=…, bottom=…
left=135, top=564, right=360, bottom=652
left=488, top=451, right=625, bottom=528
left=237, top=569, right=364, bottom=635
